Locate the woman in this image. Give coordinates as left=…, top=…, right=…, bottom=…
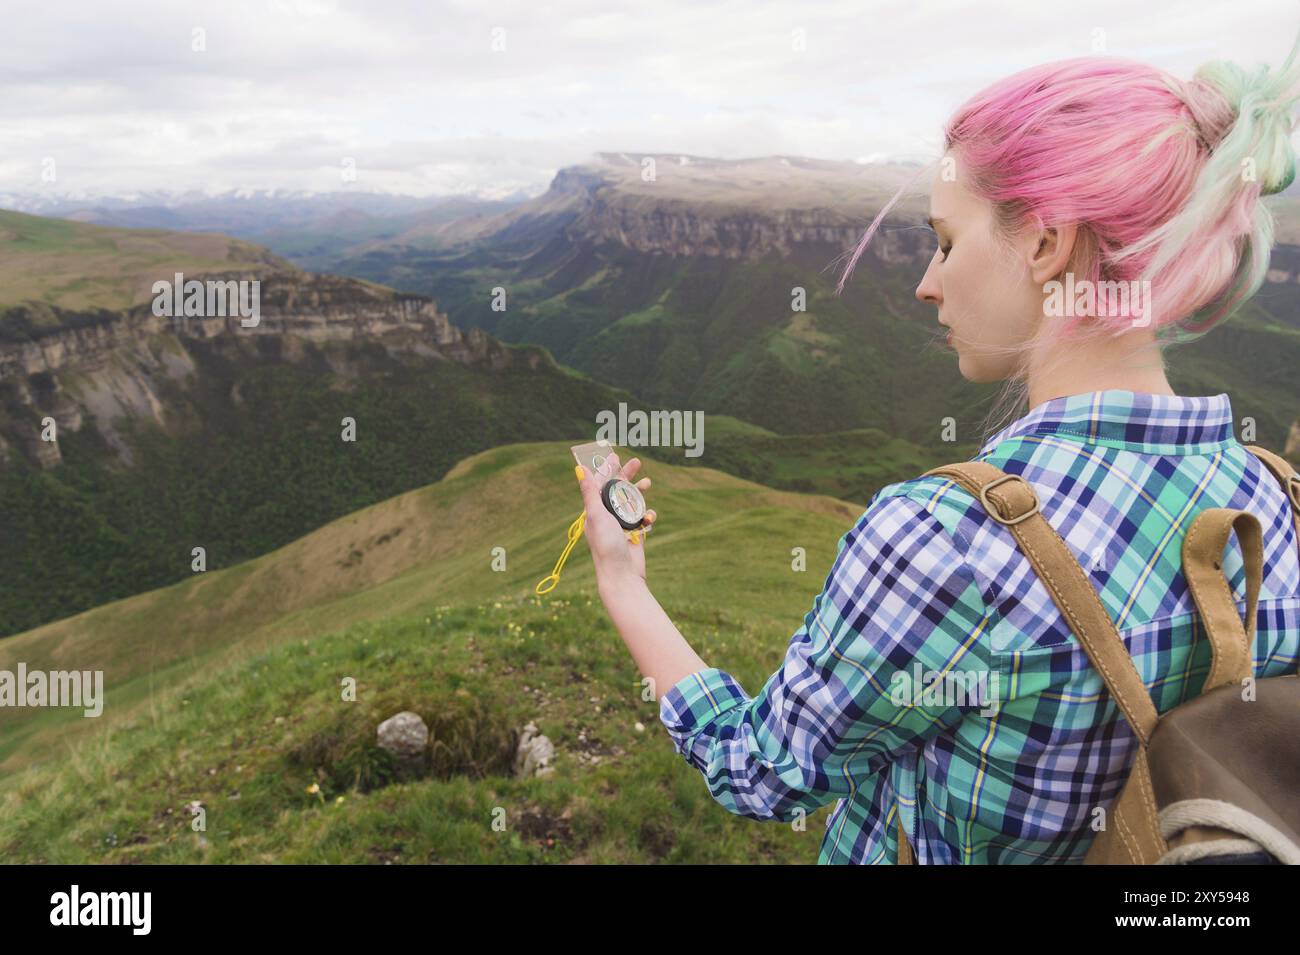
left=575, top=40, right=1300, bottom=863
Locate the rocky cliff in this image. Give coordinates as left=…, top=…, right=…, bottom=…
left=539, top=154, right=932, bottom=264
left=0, top=271, right=535, bottom=469
left=577, top=192, right=932, bottom=262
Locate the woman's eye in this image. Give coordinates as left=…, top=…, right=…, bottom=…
left=938, top=243, right=952, bottom=261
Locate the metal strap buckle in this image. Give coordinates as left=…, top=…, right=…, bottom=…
left=979, top=474, right=1040, bottom=526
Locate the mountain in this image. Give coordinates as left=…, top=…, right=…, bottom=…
left=0, top=205, right=953, bottom=637
left=264, top=153, right=1300, bottom=452
left=267, top=155, right=985, bottom=446
left=7, top=157, right=1296, bottom=634
left=0, top=213, right=645, bottom=636
left=253, top=196, right=523, bottom=272
left=0, top=209, right=284, bottom=311
left=0, top=440, right=859, bottom=863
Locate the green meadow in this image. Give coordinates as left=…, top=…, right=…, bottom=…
left=0, top=441, right=869, bottom=863
left=0, top=209, right=283, bottom=312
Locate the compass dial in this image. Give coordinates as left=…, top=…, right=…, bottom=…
left=601, top=478, right=646, bottom=529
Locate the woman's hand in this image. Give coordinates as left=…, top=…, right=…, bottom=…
left=576, top=452, right=657, bottom=587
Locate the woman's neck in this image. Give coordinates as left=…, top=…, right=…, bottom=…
left=1026, top=327, right=1174, bottom=410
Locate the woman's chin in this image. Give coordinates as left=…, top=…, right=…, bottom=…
left=956, top=353, right=997, bottom=383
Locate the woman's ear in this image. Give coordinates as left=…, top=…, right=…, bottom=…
left=1027, top=221, right=1078, bottom=285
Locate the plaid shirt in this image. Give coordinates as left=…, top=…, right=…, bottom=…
left=658, top=390, right=1300, bottom=863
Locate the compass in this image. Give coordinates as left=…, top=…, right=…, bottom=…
left=536, top=449, right=652, bottom=595
left=601, top=478, right=647, bottom=530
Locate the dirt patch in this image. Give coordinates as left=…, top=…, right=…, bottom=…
left=513, top=802, right=574, bottom=852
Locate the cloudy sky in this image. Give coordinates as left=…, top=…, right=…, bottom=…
left=2, top=0, right=1297, bottom=199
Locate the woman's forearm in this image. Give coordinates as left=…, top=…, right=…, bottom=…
left=596, top=568, right=709, bottom=701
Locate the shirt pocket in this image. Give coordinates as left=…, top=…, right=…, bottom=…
left=994, top=642, right=1079, bottom=707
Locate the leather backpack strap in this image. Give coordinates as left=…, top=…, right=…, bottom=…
left=897, top=814, right=914, bottom=865
left=1181, top=509, right=1263, bottom=691
left=922, top=462, right=1160, bottom=745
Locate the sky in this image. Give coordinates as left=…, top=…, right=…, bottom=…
left=1, top=0, right=1298, bottom=199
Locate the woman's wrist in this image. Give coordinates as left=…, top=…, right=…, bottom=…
left=596, top=563, right=645, bottom=600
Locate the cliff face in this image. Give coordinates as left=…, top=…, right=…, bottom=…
left=569, top=188, right=931, bottom=264
left=0, top=271, right=532, bottom=469
left=544, top=157, right=1300, bottom=277
left=578, top=195, right=899, bottom=261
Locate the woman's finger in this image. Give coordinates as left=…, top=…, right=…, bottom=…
left=620, top=456, right=642, bottom=481
left=635, top=477, right=651, bottom=491
left=644, top=508, right=657, bottom=524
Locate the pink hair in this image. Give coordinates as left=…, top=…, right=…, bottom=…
left=836, top=41, right=1300, bottom=340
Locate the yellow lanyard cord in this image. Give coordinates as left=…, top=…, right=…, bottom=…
left=534, top=512, right=648, bottom=595
left=535, top=511, right=587, bottom=595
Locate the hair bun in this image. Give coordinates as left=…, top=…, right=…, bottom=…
left=1177, top=77, right=1236, bottom=151
left=1187, top=49, right=1300, bottom=195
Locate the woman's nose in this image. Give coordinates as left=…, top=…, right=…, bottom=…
left=915, top=255, right=942, bottom=305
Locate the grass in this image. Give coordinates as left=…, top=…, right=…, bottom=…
left=0, top=440, right=866, bottom=862
left=0, top=209, right=285, bottom=311
left=0, top=593, right=835, bottom=863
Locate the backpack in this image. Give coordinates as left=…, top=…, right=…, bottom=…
left=895, top=443, right=1300, bottom=865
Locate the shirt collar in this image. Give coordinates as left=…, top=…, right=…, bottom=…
left=977, top=390, right=1236, bottom=457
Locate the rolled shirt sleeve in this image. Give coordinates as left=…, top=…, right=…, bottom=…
left=658, top=489, right=995, bottom=823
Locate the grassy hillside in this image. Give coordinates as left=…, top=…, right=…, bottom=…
left=0, top=442, right=864, bottom=863
left=633, top=413, right=953, bottom=503
left=0, top=209, right=286, bottom=311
